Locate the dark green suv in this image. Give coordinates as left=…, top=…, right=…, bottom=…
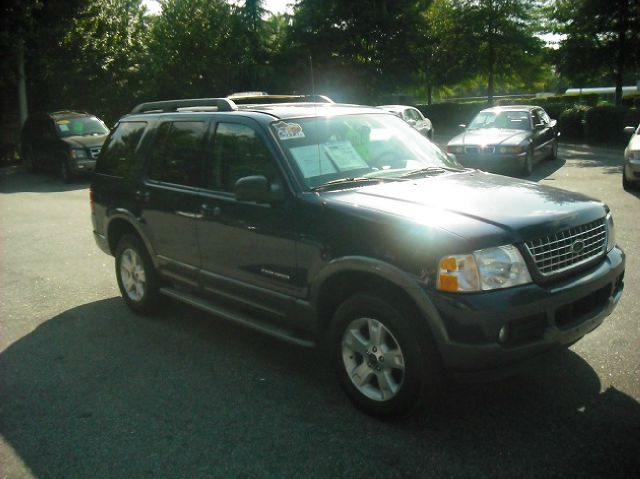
left=21, top=110, right=109, bottom=181
left=91, top=97, right=625, bottom=418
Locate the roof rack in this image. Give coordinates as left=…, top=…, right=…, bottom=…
left=228, top=94, right=334, bottom=105
left=130, top=98, right=237, bottom=114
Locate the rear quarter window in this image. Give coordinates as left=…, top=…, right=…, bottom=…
left=96, top=121, right=147, bottom=177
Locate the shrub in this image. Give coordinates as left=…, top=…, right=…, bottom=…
left=584, top=106, right=629, bottom=143
left=418, top=101, right=487, bottom=131
left=558, top=106, right=589, bottom=139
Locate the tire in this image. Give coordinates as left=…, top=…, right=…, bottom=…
left=59, top=157, right=72, bottom=183
left=548, top=140, right=558, bottom=161
left=115, top=234, right=161, bottom=314
left=521, top=147, right=534, bottom=177
left=329, top=293, right=442, bottom=419
left=23, top=149, right=35, bottom=172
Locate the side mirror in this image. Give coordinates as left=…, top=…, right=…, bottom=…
left=234, top=175, right=284, bottom=204
left=549, top=119, right=558, bottom=128
left=624, top=126, right=636, bottom=135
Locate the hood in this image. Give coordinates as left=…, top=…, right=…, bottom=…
left=449, top=128, right=529, bottom=147
left=323, top=171, right=605, bottom=248
left=61, top=133, right=109, bottom=149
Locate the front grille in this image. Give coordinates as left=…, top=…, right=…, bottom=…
left=525, top=219, right=607, bottom=276
left=465, top=146, right=495, bottom=155
left=89, top=147, right=101, bottom=159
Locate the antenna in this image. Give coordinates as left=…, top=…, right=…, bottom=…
left=309, top=56, right=316, bottom=96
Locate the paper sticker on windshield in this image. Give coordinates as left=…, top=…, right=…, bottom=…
left=273, top=122, right=305, bottom=140
left=56, top=120, right=70, bottom=125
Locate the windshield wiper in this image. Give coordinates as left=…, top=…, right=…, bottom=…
left=398, top=166, right=460, bottom=178
left=310, top=176, right=401, bottom=192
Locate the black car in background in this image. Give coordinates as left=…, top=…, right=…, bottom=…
left=447, top=105, right=559, bottom=176
left=20, top=110, right=110, bottom=181
left=91, top=97, right=624, bottom=418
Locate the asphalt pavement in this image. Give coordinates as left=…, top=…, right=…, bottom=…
left=1, top=141, right=639, bottom=478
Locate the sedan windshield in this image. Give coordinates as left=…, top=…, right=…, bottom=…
left=272, top=113, right=461, bottom=190
left=55, top=116, right=109, bottom=138
left=468, top=110, right=531, bottom=131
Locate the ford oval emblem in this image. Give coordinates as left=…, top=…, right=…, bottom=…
left=571, top=239, right=585, bottom=255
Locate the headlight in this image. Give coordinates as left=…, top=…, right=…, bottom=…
left=498, top=145, right=525, bottom=154
left=605, top=212, right=615, bottom=252
left=447, top=145, right=464, bottom=154
left=437, top=245, right=532, bottom=292
left=70, top=148, right=89, bottom=159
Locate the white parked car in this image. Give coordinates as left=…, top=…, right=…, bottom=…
left=623, top=123, right=640, bottom=190
left=378, top=105, right=434, bottom=139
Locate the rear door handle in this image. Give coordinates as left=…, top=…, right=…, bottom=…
left=176, top=210, right=203, bottom=219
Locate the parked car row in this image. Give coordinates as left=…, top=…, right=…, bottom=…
left=18, top=102, right=638, bottom=191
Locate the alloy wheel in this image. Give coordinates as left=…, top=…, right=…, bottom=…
left=119, top=248, right=147, bottom=302
left=341, top=317, right=405, bottom=402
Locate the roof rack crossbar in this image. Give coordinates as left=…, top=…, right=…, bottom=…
left=130, top=98, right=237, bottom=114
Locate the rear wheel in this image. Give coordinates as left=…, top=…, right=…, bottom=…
left=115, top=234, right=161, bottom=314
left=329, top=293, right=442, bottom=419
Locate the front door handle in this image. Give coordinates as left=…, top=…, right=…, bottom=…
left=201, top=204, right=221, bottom=217
left=135, top=190, right=150, bottom=202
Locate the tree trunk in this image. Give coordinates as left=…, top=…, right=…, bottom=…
left=614, top=0, right=628, bottom=107
left=18, top=38, right=28, bottom=127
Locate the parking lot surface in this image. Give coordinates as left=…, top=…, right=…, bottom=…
left=1, top=141, right=639, bottom=478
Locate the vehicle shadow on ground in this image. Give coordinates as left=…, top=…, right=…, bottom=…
left=560, top=143, right=624, bottom=174
left=1, top=298, right=638, bottom=477
left=0, top=166, right=90, bottom=193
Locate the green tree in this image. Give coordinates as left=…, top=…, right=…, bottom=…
left=550, top=0, right=640, bottom=105
left=146, top=0, right=245, bottom=98
left=286, top=0, right=426, bottom=102
left=445, top=0, right=545, bottom=104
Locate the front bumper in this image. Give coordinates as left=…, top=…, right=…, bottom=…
left=70, top=159, right=97, bottom=175
left=426, top=247, right=625, bottom=376
left=624, top=157, right=640, bottom=182
left=455, top=152, right=525, bottom=174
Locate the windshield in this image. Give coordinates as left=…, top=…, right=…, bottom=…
left=468, top=110, right=531, bottom=131
left=272, top=113, right=461, bottom=190
left=54, top=116, right=109, bottom=138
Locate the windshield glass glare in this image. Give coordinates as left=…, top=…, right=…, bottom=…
left=468, top=110, right=531, bottom=131
left=55, top=116, right=109, bottom=138
left=272, top=113, right=460, bottom=190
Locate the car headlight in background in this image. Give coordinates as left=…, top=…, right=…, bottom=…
left=437, top=245, right=532, bottom=292
left=447, top=145, right=464, bottom=154
left=605, top=212, right=615, bottom=252
left=498, top=145, right=525, bottom=154
left=70, top=148, right=89, bottom=160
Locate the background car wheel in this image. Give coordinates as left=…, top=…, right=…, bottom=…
left=329, top=293, right=442, bottom=419
left=548, top=140, right=558, bottom=161
left=521, top=147, right=534, bottom=176
left=115, top=234, right=161, bottom=314
left=59, top=157, right=72, bottom=183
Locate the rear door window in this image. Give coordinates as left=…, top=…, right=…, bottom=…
left=147, top=121, right=208, bottom=187
left=96, top=121, right=147, bottom=177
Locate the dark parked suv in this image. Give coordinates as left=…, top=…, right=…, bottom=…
left=21, top=110, right=110, bottom=181
left=91, top=97, right=625, bottom=418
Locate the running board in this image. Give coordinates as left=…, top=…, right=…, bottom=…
left=159, top=287, right=316, bottom=348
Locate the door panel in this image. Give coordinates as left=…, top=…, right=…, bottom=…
left=197, top=120, right=299, bottom=319
left=141, top=120, right=208, bottom=286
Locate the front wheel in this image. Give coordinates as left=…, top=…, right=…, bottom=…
left=521, top=147, right=534, bottom=177
left=329, top=293, right=442, bottom=419
left=548, top=140, right=558, bottom=161
left=115, top=234, right=161, bottom=314
left=59, top=157, right=72, bottom=183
